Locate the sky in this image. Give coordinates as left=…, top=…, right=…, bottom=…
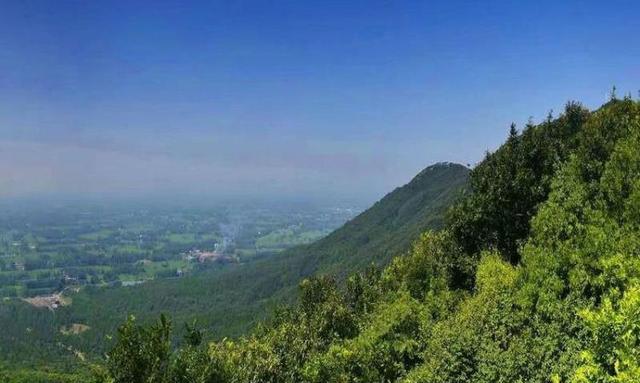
left=0, top=0, right=638, bottom=202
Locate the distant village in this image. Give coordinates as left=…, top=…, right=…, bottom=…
left=183, top=244, right=233, bottom=264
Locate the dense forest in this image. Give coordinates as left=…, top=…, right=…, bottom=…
left=5, top=95, right=640, bottom=382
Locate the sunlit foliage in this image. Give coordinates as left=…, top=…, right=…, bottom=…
left=98, top=98, right=640, bottom=382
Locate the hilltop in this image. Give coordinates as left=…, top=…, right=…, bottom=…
left=293, top=162, right=470, bottom=276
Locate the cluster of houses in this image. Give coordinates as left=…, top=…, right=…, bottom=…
left=184, top=248, right=232, bottom=264
left=11, top=261, right=25, bottom=271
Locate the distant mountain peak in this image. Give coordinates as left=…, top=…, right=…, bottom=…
left=409, top=162, right=469, bottom=187
left=295, top=161, right=470, bottom=276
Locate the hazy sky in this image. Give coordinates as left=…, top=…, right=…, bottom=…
left=1, top=0, right=638, bottom=201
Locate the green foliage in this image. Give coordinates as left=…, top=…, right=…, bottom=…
left=448, top=102, right=589, bottom=265
left=100, top=315, right=230, bottom=383
left=189, top=97, right=637, bottom=383
left=0, top=363, right=89, bottom=383
left=106, top=314, right=172, bottom=383
left=572, top=285, right=640, bottom=382
left=303, top=290, right=425, bottom=383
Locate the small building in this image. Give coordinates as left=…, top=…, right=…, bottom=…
left=12, top=262, right=25, bottom=271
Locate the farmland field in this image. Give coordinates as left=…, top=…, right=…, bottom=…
left=0, top=198, right=360, bottom=300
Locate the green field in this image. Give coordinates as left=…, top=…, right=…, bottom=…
left=0, top=202, right=358, bottom=302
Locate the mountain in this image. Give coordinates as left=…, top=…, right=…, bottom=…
left=0, top=161, right=470, bottom=374
left=93, top=97, right=640, bottom=383
left=293, top=162, right=470, bottom=277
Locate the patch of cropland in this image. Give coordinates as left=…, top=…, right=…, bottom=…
left=0, top=204, right=227, bottom=300
left=0, top=201, right=357, bottom=300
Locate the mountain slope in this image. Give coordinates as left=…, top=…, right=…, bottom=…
left=99, top=98, right=640, bottom=383
left=294, top=162, right=470, bottom=276
left=0, top=161, right=469, bottom=371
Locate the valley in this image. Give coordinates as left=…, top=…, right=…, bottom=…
left=0, top=200, right=360, bottom=300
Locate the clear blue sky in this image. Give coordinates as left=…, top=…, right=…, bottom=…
left=0, top=0, right=638, bottom=201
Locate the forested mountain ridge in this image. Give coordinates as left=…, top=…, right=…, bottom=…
left=85, top=96, right=640, bottom=383
left=292, top=162, right=470, bottom=277
left=0, top=157, right=469, bottom=379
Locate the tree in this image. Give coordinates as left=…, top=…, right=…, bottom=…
left=106, top=315, right=172, bottom=383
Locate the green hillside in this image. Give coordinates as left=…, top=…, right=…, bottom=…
left=295, top=162, right=470, bottom=277
left=0, top=160, right=469, bottom=376
left=92, top=96, right=640, bottom=383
